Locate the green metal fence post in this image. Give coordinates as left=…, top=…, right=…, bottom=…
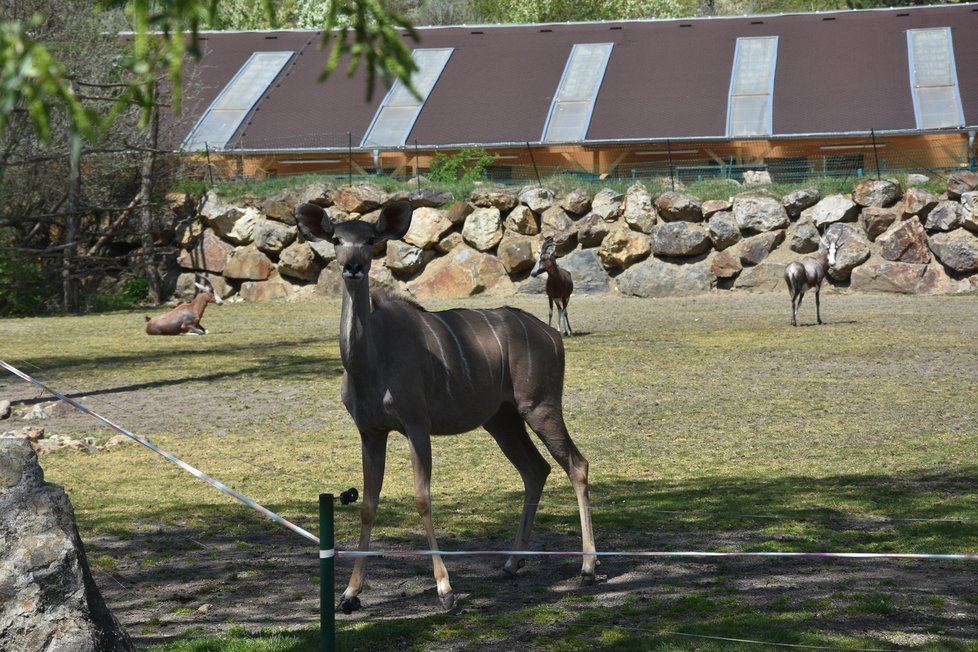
left=320, top=493, right=335, bottom=652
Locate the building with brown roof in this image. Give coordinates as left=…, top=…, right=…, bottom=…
left=165, top=3, right=978, bottom=182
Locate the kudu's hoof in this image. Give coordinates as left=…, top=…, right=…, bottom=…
left=439, top=590, right=455, bottom=611
left=336, top=596, right=361, bottom=615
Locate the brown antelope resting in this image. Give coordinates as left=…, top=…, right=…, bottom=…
left=530, top=236, right=573, bottom=336
left=144, top=281, right=223, bottom=335
left=784, top=232, right=842, bottom=327
left=295, top=201, right=596, bottom=613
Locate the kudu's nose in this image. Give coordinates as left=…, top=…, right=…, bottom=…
left=342, top=262, right=365, bottom=280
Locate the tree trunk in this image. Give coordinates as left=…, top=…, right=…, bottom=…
left=139, top=103, right=162, bottom=304
left=62, top=132, right=82, bottom=313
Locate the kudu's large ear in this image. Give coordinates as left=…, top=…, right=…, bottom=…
left=295, top=203, right=334, bottom=242
left=374, top=201, right=413, bottom=241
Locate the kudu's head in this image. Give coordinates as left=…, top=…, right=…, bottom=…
left=295, top=202, right=413, bottom=284
left=530, top=236, right=557, bottom=277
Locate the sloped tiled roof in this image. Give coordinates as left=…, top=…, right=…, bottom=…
left=164, top=3, right=978, bottom=152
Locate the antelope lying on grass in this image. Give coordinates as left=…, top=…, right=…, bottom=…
left=295, top=201, right=596, bottom=613
left=145, top=282, right=223, bottom=335
left=784, top=233, right=842, bottom=327
left=530, top=235, right=574, bottom=336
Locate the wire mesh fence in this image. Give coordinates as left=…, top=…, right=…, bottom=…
left=202, top=129, right=978, bottom=187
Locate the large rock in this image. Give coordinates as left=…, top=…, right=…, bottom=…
left=732, top=192, right=788, bottom=233
left=782, top=188, right=820, bottom=219
left=598, top=225, right=652, bottom=270
left=252, top=219, right=296, bottom=256
left=789, top=219, right=820, bottom=253
left=702, top=199, right=732, bottom=219
left=962, top=192, right=978, bottom=233
left=224, top=207, right=261, bottom=245
left=277, top=241, right=321, bottom=281
left=540, top=206, right=578, bottom=254
left=616, top=255, right=715, bottom=297
left=331, top=183, right=387, bottom=213
left=901, top=187, right=938, bottom=221
left=404, top=207, right=454, bottom=249
left=560, top=188, right=592, bottom=215
left=924, top=200, right=963, bottom=232
left=223, top=244, right=275, bottom=280
left=710, top=248, right=743, bottom=279
left=928, top=230, right=978, bottom=273
left=656, top=191, right=703, bottom=222
left=736, top=261, right=788, bottom=292
left=859, top=206, right=898, bottom=241
left=560, top=249, right=611, bottom=294
left=444, top=200, right=475, bottom=225
left=177, top=230, right=234, bottom=273
left=738, top=231, right=785, bottom=266
left=851, top=178, right=901, bottom=208
left=0, top=438, right=134, bottom=652
left=850, top=260, right=950, bottom=294
left=239, top=271, right=296, bottom=301
left=497, top=233, right=538, bottom=275
left=622, top=183, right=656, bottom=234
left=503, top=205, right=540, bottom=236
left=947, top=171, right=978, bottom=200
left=577, top=214, right=611, bottom=248
left=407, top=246, right=512, bottom=298
left=389, top=187, right=455, bottom=208
left=878, top=217, right=931, bottom=264
left=386, top=240, right=431, bottom=276
left=461, top=207, right=503, bottom=251
left=262, top=193, right=297, bottom=225
left=470, top=187, right=518, bottom=211
left=707, top=212, right=741, bottom=250
left=590, top=188, right=624, bottom=220
left=651, top=222, right=711, bottom=257
left=811, top=194, right=859, bottom=228
left=518, top=186, right=555, bottom=213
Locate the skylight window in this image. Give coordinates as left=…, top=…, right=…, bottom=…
left=361, top=48, right=454, bottom=147
left=541, top=43, right=614, bottom=143
left=183, top=51, right=293, bottom=152
left=726, top=37, right=778, bottom=138
left=907, top=27, right=965, bottom=130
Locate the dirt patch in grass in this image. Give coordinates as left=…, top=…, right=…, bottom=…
left=3, top=292, right=978, bottom=649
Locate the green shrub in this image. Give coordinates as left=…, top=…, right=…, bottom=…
left=427, top=147, right=498, bottom=184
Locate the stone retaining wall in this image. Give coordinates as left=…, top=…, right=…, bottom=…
left=165, top=171, right=978, bottom=303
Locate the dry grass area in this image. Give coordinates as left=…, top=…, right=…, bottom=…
left=2, top=289, right=978, bottom=651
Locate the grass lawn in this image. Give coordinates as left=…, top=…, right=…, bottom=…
left=2, top=290, right=977, bottom=651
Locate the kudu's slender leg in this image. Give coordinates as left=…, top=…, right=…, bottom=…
left=405, top=428, right=454, bottom=609
left=339, top=430, right=389, bottom=612
left=483, top=404, right=551, bottom=577
left=521, top=402, right=596, bottom=583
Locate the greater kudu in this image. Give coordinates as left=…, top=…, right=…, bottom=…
left=295, top=201, right=596, bottom=613
left=784, top=232, right=842, bottom=327
left=530, top=236, right=574, bottom=337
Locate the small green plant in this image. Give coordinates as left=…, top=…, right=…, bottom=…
left=427, top=147, right=498, bottom=184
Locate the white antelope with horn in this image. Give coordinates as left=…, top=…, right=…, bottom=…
left=784, top=231, right=843, bottom=327
left=295, top=201, right=596, bottom=613
left=530, top=235, right=574, bottom=337
left=144, top=279, right=223, bottom=335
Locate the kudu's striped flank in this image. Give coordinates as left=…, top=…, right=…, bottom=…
left=295, top=201, right=596, bottom=613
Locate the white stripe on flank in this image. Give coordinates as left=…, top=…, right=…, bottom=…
left=420, top=316, right=452, bottom=397
left=478, top=311, right=506, bottom=394
left=431, top=312, right=473, bottom=389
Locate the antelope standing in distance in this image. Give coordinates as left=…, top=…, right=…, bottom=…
left=530, top=235, right=574, bottom=336
left=295, top=201, right=596, bottom=613
left=784, top=230, right=843, bottom=327
left=145, top=279, right=223, bottom=335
